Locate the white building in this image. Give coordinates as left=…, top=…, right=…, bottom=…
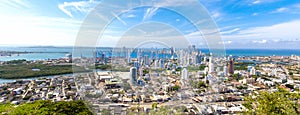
left=154, top=60, right=159, bottom=69
left=209, top=63, right=214, bottom=73
left=223, top=66, right=228, bottom=76
left=181, top=67, right=188, bottom=80
left=208, top=56, right=214, bottom=73
left=250, top=67, right=256, bottom=75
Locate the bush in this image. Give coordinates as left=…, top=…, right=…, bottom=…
left=0, top=100, right=93, bottom=115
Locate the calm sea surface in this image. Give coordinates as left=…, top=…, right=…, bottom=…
left=1, top=47, right=300, bottom=61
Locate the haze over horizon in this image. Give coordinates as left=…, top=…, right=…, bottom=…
left=1, top=0, right=300, bottom=49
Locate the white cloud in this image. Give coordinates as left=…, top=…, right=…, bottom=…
left=250, top=0, right=279, bottom=5
left=253, top=39, right=267, bottom=44
left=186, top=31, right=202, bottom=37
left=270, top=4, right=300, bottom=14
left=277, top=7, right=287, bottom=12
left=271, top=7, right=288, bottom=13
left=0, top=15, right=81, bottom=46
left=58, top=0, right=100, bottom=18
left=221, top=28, right=240, bottom=35
left=155, top=0, right=197, bottom=7
left=143, top=7, right=159, bottom=21
left=0, top=0, right=31, bottom=15
left=0, top=0, right=29, bottom=9
left=252, top=0, right=261, bottom=4
left=252, top=13, right=258, bottom=16
left=211, top=12, right=220, bottom=18
left=126, top=14, right=136, bottom=18
left=211, top=11, right=222, bottom=21
left=219, top=41, right=232, bottom=45
left=223, top=20, right=300, bottom=42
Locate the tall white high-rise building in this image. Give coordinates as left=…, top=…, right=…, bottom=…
left=209, top=63, right=214, bottom=73
left=208, top=56, right=214, bottom=73
left=154, top=60, right=159, bottom=69
left=127, top=49, right=131, bottom=63
left=250, top=67, right=256, bottom=76
left=203, top=56, right=207, bottom=62
left=181, top=67, right=188, bottom=80
left=223, top=66, right=228, bottom=76
left=130, top=67, right=138, bottom=84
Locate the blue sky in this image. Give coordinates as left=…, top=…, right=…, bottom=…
left=1, top=0, right=300, bottom=49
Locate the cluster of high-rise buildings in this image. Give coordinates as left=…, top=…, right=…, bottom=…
left=116, top=47, right=240, bottom=87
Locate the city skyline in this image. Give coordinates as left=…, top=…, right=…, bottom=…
left=1, top=1, right=300, bottom=114
left=1, top=0, right=300, bottom=49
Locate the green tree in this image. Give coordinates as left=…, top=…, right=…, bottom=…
left=243, top=88, right=300, bottom=115
left=152, top=103, right=158, bottom=109
left=0, top=100, right=93, bottom=115
left=96, top=64, right=112, bottom=70
left=199, top=65, right=206, bottom=70
left=0, top=103, right=14, bottom=114
left=289, top=72, right=294, bottom=76
left=172, top=85, right=180, bottom=91
left=197, top=81, right=207, bottom=88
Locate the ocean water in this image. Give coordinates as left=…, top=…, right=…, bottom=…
left=225, top=49, right=300, bottom=57
left=1, top=47, right=300, bottom=61
left=0, top=47, right=72, bottom=61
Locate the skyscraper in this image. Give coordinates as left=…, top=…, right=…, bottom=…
left=181, top=67, right=188, bottom=80
left=250, top=66, right=256, bottom=76
left=130, top=67, right=137, bottom=84
left=170, top=47, right=174, bottom=56
left=133, top=61, right=139, bottom=68
left=143, top=55, right=149, bottom=65
left=196, top=54, right=202, bottom=65
left=208, top=56, right=214, bottom=73
left=223, top=65, right=228, bottom=77
left=159, top=59, right=165, bottom=68
left=127, top=49, right=131, bottom=63
left=228, top=57, right=234, bottom=74
left=154, top=60, right=159, bottom=69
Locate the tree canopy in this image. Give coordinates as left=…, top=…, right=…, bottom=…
left=0, top=100, right=93, bottom=115
left=243, top=88, right=300, bottom=115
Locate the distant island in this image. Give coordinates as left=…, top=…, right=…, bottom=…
left=0, top=51, right=69, bottom=57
